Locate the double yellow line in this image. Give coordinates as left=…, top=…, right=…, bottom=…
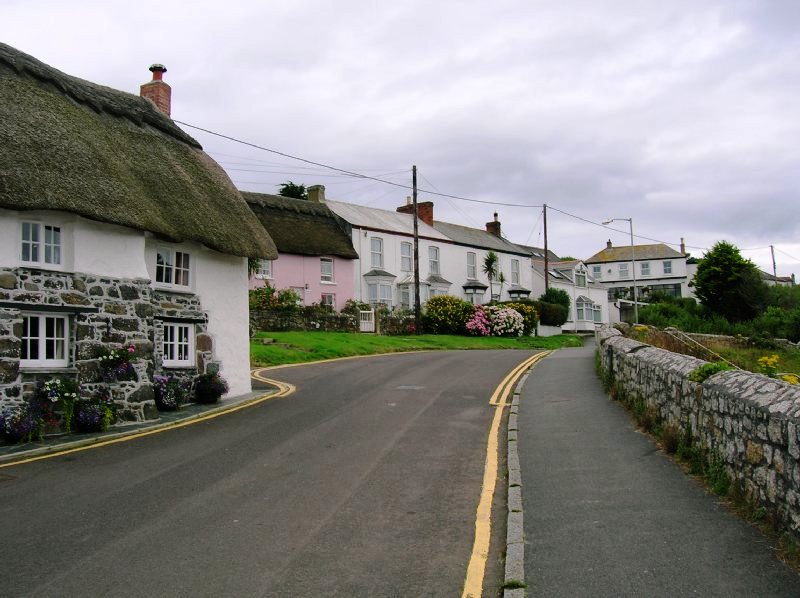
left=0, top=373, right=294, bottom=469
left=462, top=350, right=551, bottom=598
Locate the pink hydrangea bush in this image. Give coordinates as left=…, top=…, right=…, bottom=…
left=466, top=306, right=491, bottom=336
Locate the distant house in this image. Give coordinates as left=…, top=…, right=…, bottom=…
left=585, top=240, right=690, bottom=302
left=0, top=43, right=276, bottom=420
left=244, top=188, right=358, bottom=310
left=529, top=258, right=610, bottom=331
left=759, top=270, right=795, bottom=287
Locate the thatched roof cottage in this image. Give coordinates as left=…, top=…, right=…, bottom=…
left=0, top=43, right=277, bottom=427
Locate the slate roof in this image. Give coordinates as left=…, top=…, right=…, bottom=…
left=514, top=244, right=562, bottom=262
left=327, top=200, right=449, bottom=240
left=432, top=221, right=530, bottom=255
left=0, top=43, right=276, bottom=259
left=533, top=260, right=604, bottom=288
left=585, top=243, right=685, bottom=264
left=243, top=193, right=357, bottom=259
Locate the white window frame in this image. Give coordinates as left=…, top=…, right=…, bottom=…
left=368, top=283, right=393, bottom=308
left=592, top=265, right=602, bottom=279
left=641, top=262, right=650, bottom=276
left=467, top=252, right=477, bottom=279
left=576, top=300, right=593, bottom=321
left=20, top=313, right=69, bottom=368
left=20, top=221, right=62, bottom=268
left=401, top=242, right=413, bottom=272
left=255, top=259, right=272, bottom=279
left=575, top=272, right=587, bottom=287
left=511, top=259, right=520, bottom=285
left=320, top=257, right=334, bottom=283
left=162, top=322, right=194, bottom=368
left=321, top=293, right=335, bottom=308
left=428, top=246, right=440, bottom=275
left=619, top=263, right=629, bottom=278
left=370, top=237, right=384, bottom=269
left=663, top=260, right=672, bottom=274
left=156, top=247, right=191, bottom=289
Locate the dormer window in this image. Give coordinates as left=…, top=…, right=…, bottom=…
left=20, top=221, right=61, bottom=267
left=156, top=248, right=191, bottom=288
left=575, top=270, right=587, bottom=287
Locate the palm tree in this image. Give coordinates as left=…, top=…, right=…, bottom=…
left=483, top=251, right=499, bottom=301
left=498, top=271, right=506, bottom=300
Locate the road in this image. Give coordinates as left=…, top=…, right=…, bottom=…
left=0, top=350, right=531, bottom=597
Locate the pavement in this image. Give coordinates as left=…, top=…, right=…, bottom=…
left=515, top=341, right=800, bottom=597
left=0, top=376, right=280, bottom=465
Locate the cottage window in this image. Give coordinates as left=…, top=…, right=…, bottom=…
left=320, top=257, right=334, bottom=282
left=162, top=323, right=194, bottom=368
left=321, top=293, right=335, bottom=308
left=576, top=300, right=592, bottom=321
left=400, top=286, right=411, bottom=309
left=255, top=259, right=272, bottom=279
left=20, top=314, right=69, bottom=368
left=21, top=222, right=61, bottom=267
left=663, top=260, right=672, bottom=274
left=370, top=237, right=384, bottom=269
left=368, top=283, right=393, bottom=308
left=429, top=246, right=440, bottom=275
left=467, top=252, right=477, bottom=279
left=575, top=272, right=587, bottom=287
left=156, top=248, right=191, bottom=288
left=511, top=259, right=520, bottom=285
left=619, top=263, right=629, bottom=278
left=641, top=262, right=650, bottom=276
left=401, top=242, right=413, bottom=272
left=592, top=265, right=602, bottom=280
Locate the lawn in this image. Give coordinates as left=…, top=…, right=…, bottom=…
left=250, top=331, right=583, bottom=367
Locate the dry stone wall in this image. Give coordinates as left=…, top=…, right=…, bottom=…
left=597, top=326, right=800, bottom=541
left=0, top=267, right=213, bottom=425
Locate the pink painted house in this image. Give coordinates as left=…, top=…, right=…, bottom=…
left=244, top=189, right=358, bottom=310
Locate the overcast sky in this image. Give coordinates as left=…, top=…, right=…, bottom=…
left=5, top=0, right=799, bottom=276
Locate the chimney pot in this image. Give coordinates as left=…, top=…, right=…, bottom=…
left=307, top=185, right=326, bottom=203
left=486, top=214, right=502, bottom=237
left=140, top=63, right=171, bottom=116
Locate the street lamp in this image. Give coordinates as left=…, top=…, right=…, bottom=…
left=602, top=217, right=638, bottom=324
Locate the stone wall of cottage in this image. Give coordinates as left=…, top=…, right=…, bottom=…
left=0, top=268, right=214, bottom=425
left=597, top=326, right=800, bottom=541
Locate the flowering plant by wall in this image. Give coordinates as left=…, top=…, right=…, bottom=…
left=75, top=387, right=115, bottom=433
left=466, top=306, right=491, bottom=336
left=485, top=306, right=524, bottom=337
left=97, top=344, right=136, bottom=380
left=153, top=375, right=191, bottom=411
left=39, top=378, right=80, bottom=433
left=0, top=403, right=38, bottom=443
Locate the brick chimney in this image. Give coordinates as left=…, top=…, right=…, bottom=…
left=307, top=185, right=326, bottom=203
left=140, top=64, right=171, bottom=116
left=485, top=213, right=501, bottom=237
left=397, top=199, right=434, bottom=226
left=607, top=239, right=613, bottom=249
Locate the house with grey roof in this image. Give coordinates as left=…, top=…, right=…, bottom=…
left=585, top=240, right=690, bottom=301
left=0, top=43, right=276, bottom=424
left=244, top=188, right=358, bottom=310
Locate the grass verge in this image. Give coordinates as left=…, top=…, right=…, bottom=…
left=251, top=331, right=582, bottom=367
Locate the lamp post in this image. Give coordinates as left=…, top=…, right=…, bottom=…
left=603, top=217, right=638, bottom=324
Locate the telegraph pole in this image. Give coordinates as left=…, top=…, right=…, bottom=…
left=771, top=245, right=778, bottom=284
left=412, top=165, right=421, bottom=334
left=543, top=204, right=549, bottom=291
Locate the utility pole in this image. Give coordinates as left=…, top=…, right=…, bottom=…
left=771, top=245, right=778, bottom=284
left=543, top=204, right=549, bottom=291
left=412, top=165, right=421, bottom=334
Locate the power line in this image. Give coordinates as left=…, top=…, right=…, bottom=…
left=176, top=120, right=543, bottom=208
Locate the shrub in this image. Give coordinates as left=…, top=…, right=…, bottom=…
left=539, top=288, right=570, bottom=310
left=341, top=299, right=371, bottom=317
left=193, top=373, right=229, bottom=404
left=535, top=301, right=569, bottom=327
left=465, top=306, right=491, bottom=336
left=422, top=295, right=474, bottom=335
left=708, top=454, right=731, bottom=495
left=154, top=375, right=192, bottom=411
left=249, top=285, right=300, bottom=312
left=688, top=361, right=734, bottom=383
left=485, top=306, right=524, bottom=337
left=74, top=388, right=115, bottom=433
left=661, top=423, right=680, bottom=454
left=501, top=301, right=539, bottom=335
left=0, top=402, right=38, bottom=443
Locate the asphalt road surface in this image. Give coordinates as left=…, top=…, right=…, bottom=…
left=0, top=350, right=531, bottom=597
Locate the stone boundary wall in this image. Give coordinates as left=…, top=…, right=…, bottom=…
left=597, top=326, right=800, bottom=540
left=250, top=310, right=357, bottom=333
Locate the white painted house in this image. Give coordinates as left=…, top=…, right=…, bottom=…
left=0, top=44, right=276, bottom=421
left=324, top=192, right=533, bottom=309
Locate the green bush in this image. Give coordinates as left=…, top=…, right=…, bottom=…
left=539, top=288, right=570, bottom=310
left=534, top=301, right=569, bottom=327
left=688, top=361, right=734, bottom=383
left=500, top=301, right=539, bottom=335
left=422, top=295, right=474, bottom=335
left=249, top=285, right=301, bottom=312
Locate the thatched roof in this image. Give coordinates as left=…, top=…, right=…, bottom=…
left=243, top=192, right=358, bottom=259
left=0, top=43, right=276, bottom=259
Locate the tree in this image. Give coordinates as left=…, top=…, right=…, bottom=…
left=539, top=287, right=570, bottom=311
left=278, top=181, right=307, bottom=199
left=692, top=241, right=767, bottom=322
left=483, top=251, right=499, bottom=300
